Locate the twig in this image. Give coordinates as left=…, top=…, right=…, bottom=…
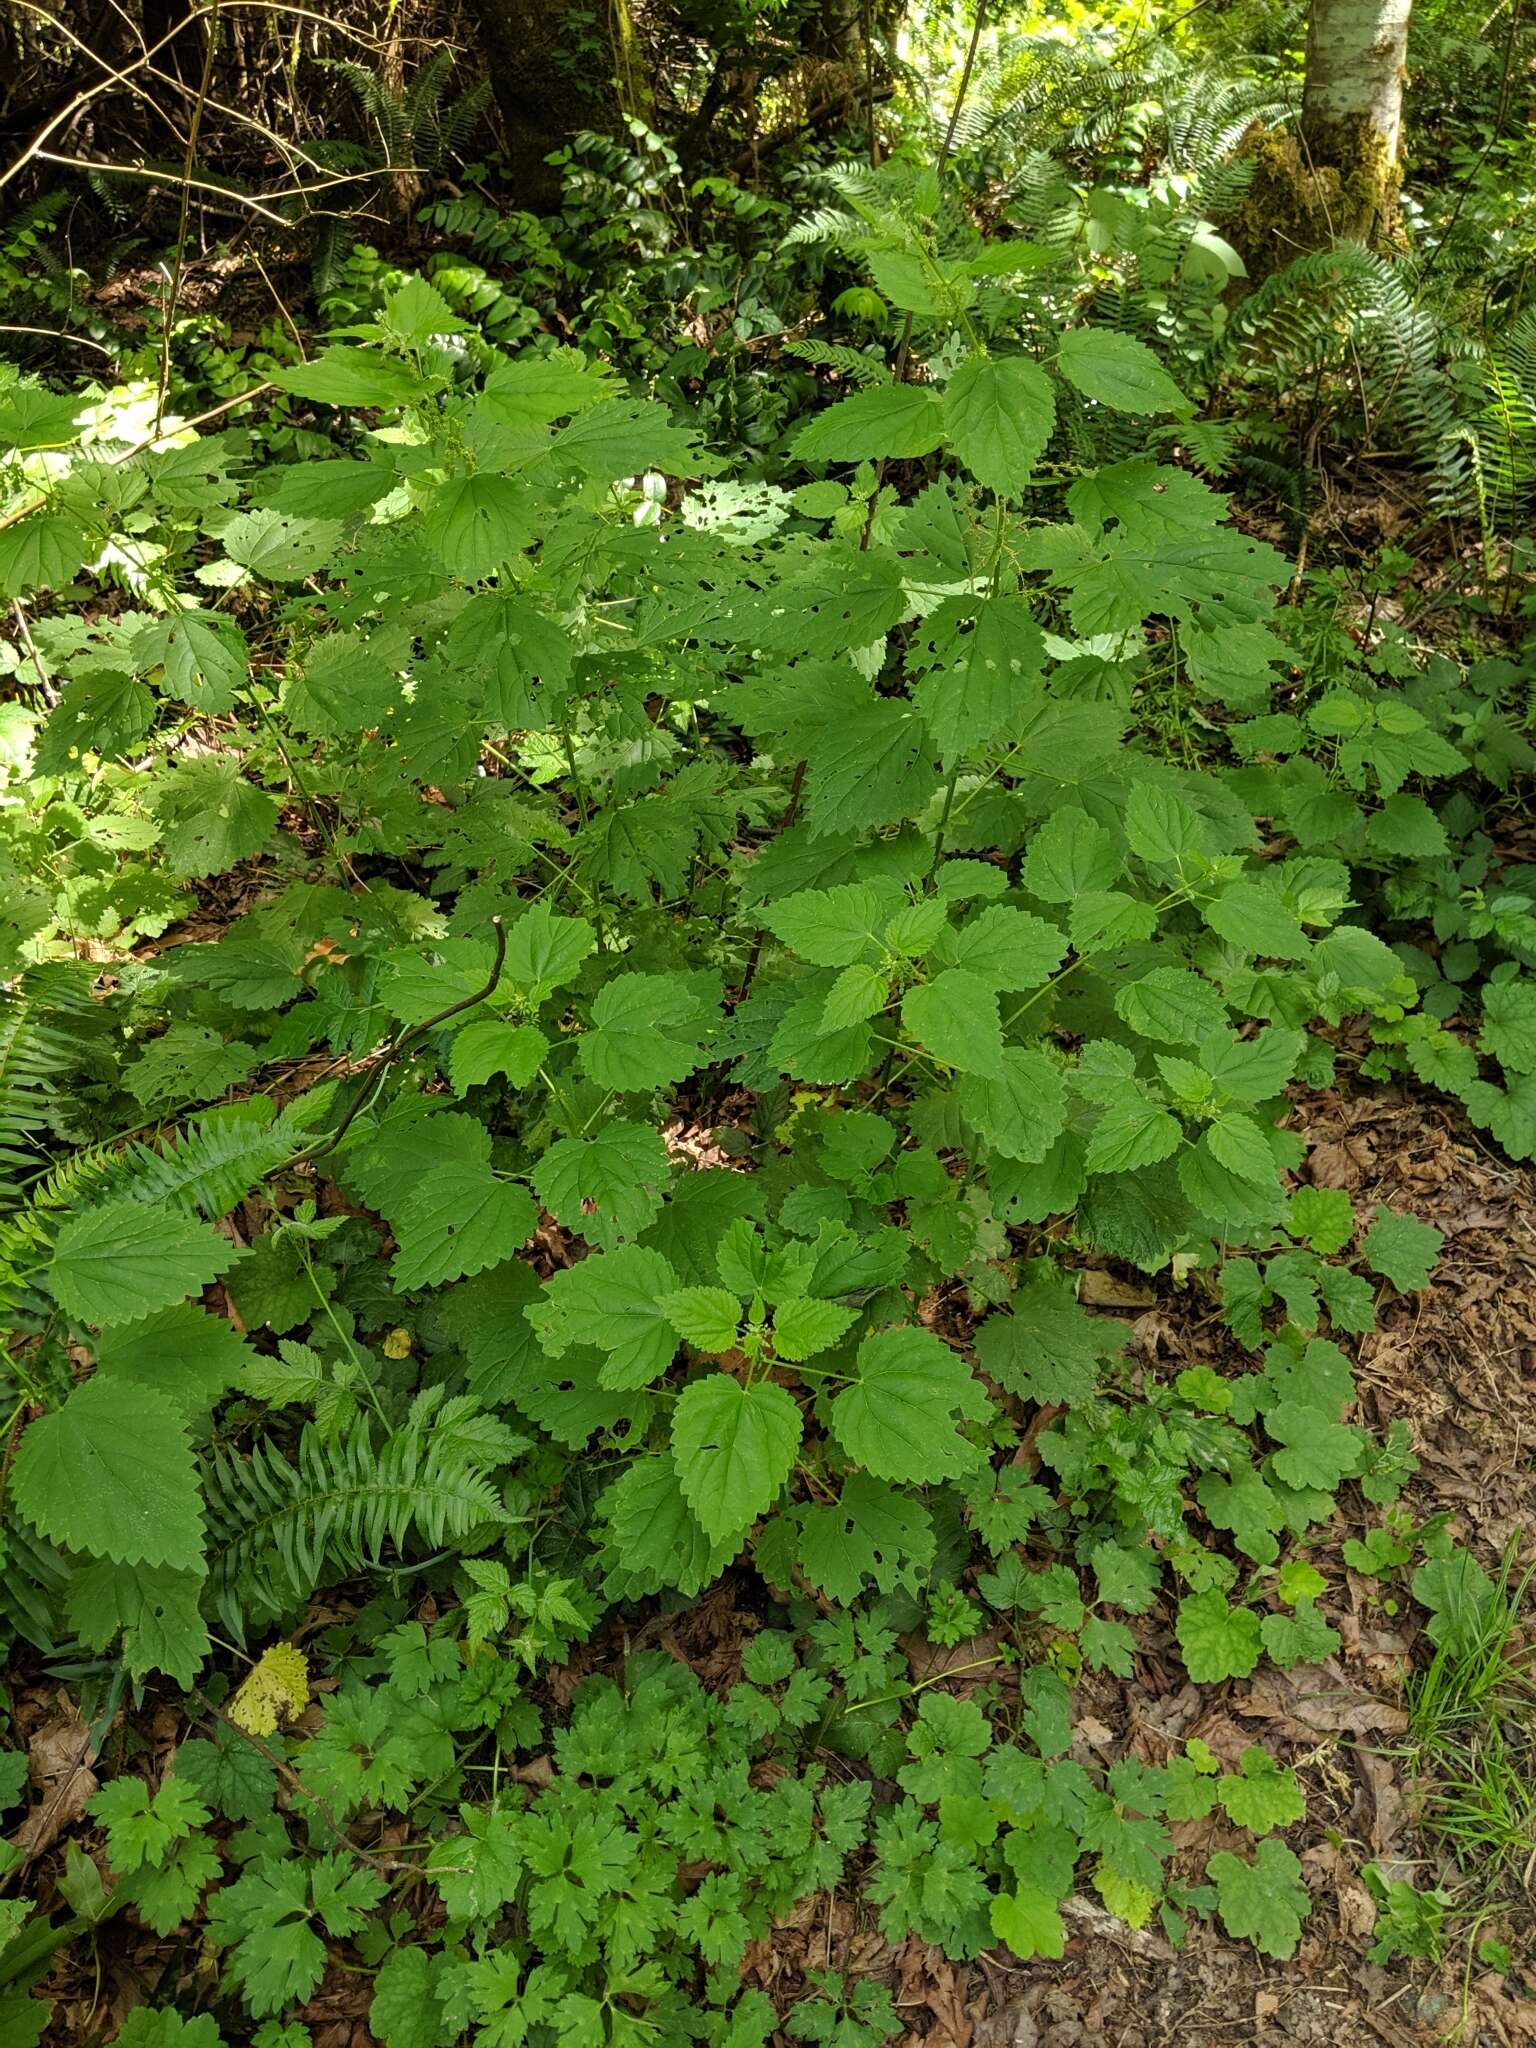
left=287, top=916, right=507, bottom=1170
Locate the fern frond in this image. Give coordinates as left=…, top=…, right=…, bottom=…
left=204, top=1393, right=510, bottom=1635
left=0, top=967, right=100, bottom=1207
left=781, top=338, right=893, bottom=385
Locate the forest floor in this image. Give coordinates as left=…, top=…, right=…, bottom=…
left=16, top=1074, right=1536, bottom=2048
left=736, top=1085, right=1536, bottom=2048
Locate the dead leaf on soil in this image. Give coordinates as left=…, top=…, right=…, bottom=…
left=10, top=1694, right=99, bottom=1863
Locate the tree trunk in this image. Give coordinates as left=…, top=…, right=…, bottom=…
left=1224, top=0, right=1411, bottom=276
left=1300, top=0, right=1412, bottom=241
left=464, top=0, right=638, bottom=213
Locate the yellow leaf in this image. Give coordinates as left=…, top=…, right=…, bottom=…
left=229, top=1642, right=310, bottom=1737
left=382, top=1326, right=413, bottom=1359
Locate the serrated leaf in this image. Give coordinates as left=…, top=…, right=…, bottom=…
left=902, top=969, right=1005, bottom=1075
left=959, top=1049, right=1066, bottom=1161
left=771, top=1295, right=857, bottom=1361
left=763, top=881, right=901, bottom=967
left=830, top=1325, right=987, bottom=1481
left=990, top=1886, right=1066, bottom=1959
left=936, top=906, right=1066, bottom=991
left=503, top=903, right=595, bottom=996
left=422, top=473, right=533, bottom=582
left=13, top=1377, right=204, bottom=1569
left=449, top=1018, right=549, bottom=1094
left=532, top=1121, right=668, bottom=1250
left=671, top=1373, right=802, bottom=1541
left=1265, top=1401, right=1360, bottom=1490
left=1085, top=1096, right=1181, bottom=1175
left=135, top=611, right=248, bottom=714
left=1217, top=1748, right=1305, bottom=1832
left=796, top=1472, right=935, bottom=1603
left=659, top=1287, right=743, bottom=1352
left=1057, top=329, right=1189, bottom=415
left=791, top=385, right=945, bottom=462
left=578, top=972, right=713, bottom=1093
left=390, top=1167, right=536, bottom=1290
left=531, top=1243, right=681, bottom=1389
left=943, top=352, right=1056, bottom=494
left=48, top=1200, right=233, bottom=1326
left=1175, top=1588, right=1262, bottom=1682
left=271, top=346, right=423, bottom=407
left=1362, top=1207, right=1442, bottom=1292
left=1206, top=1839, right=1310, bottom=1958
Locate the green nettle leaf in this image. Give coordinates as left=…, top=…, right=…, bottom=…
left=1021, top=808, right=1121, bottom=901
left=222, top=509, right=342, bottom=583
left=822, top=962, right=891, bottom=1029
left=830, top=1325, right=987, bottom=1481
left=790, top=384, right=945, bottom=462
left=936, top=907, right=1066, bottom=991
left=532, top=1122, right=668, bottom=1250
left=503, top=903, right=596, bottom=996
left=1084, top=1097, right=1182, bottom=1175
left=902, top=970, right=1005, bottom=1075
left=1481, top=976, right=1536, bottom=1074
left=390, top=1167, right=537, bottom=1290
left=270, top=345, right=424, bottom=407
left=531, top=1244, right=681, bottom=1388
left=153, top=757, right=280, bottom=879
left=763, top=882, right=901, bottom=967
left=771, top=1295, right=858, bottom=1361
left=942, top=353, right=1056, bottom=494
left=671, top=1373, right=802, bottom=1541
left=0, top=508, right=90, bottom=597
left=959, top=1049, right=1067, bottom=1162
left=1362, top=1207, right=1443, bottom=1292
left=912, top=596, right=1046, bottom=760
left=1124, top=782, right=1205, bottom=865
left=450, top=1018, right=549, bottom=1095
left=974, top=1274, right=1115, bottom=1406
left=1207, top=1840, right=1310, bottom=1959
left=1175, top=1588, right=1263, bottom=1682
left=48, top=1200, right=234, bottom=1326
left=1204, top=882, right=1309, bottom=961
left=804, top=700, right=938, bottom=839
left=659, top=1287, right=743, bottom=1352
left=1204, top=1112, right=1277, bottom=1185
left=578, top=973, right=713, bottom=1093
left=93, top=1303, right=253, bottom=1410
left=135, top=611, right=249, bottom=714
left=1056, top=329, right=1190, bottom=415
left=421, top=473, right=534, bottom=582
left=1116, top=967, right=1228, bottom=1045
left=12, top=1378, right=205, bottom=1570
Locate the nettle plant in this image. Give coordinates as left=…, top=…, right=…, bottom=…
left=0, top=258, right=1454, bottom=2030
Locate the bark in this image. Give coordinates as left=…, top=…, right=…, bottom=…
left=1300, top=0, right=1412, bottom=239
left=464, top=0, right=639, bottom=213
left=1224, top=0, right=1411, bottom=275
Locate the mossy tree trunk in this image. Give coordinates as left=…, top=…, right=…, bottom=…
left=1300, top=0, right=1413, bottom=241
left=465, top=0, right=641, bottom=212
left=1227, top=0, right=1411, bottom=274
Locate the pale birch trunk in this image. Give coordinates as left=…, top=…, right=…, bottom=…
left=1300, top=0, right=1413, bottom=239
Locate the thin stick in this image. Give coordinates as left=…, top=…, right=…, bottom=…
left=288, top=917, right=508, bottom=1169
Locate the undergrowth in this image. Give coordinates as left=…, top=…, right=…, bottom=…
left=0, top=67, right=1534, bottom=2048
